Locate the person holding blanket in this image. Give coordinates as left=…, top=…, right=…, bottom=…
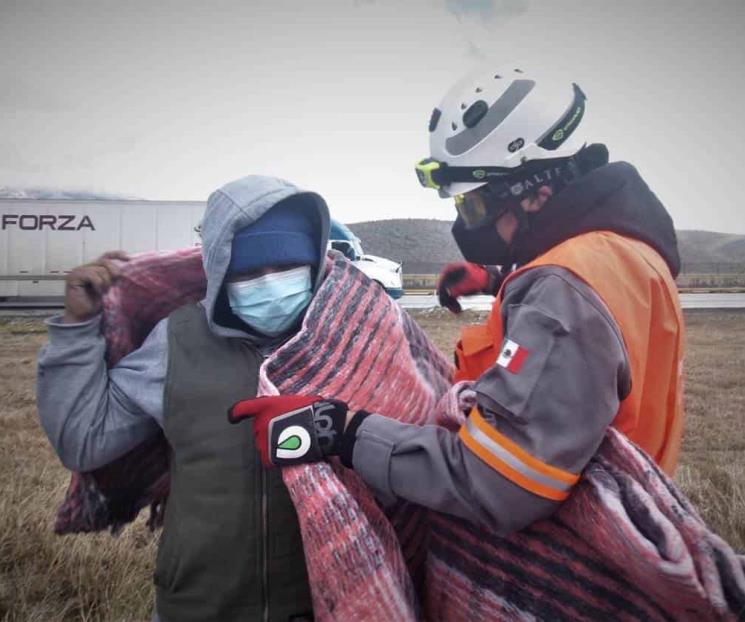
left=37, top=176, right=333, bottom=622
left=232, top=67, right=685, bottom=534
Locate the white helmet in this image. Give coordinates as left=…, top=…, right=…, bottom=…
left=416, top=67, right=587, bottom=197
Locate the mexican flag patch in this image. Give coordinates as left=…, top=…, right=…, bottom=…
left=497, top=338, right=529, bottom=374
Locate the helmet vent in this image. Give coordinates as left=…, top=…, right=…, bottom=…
left=494, top=74, right=502, bottom=79
left=451, top=122, right=458, bottom=131
left=514, top=68, right=524, bottom=73
left=475, top=86, right=483, bottom=93
left=462, top=100, right=488, bottom=128
left=460, top=102, right=467, bottom=110
left=428, top=108, right=442, bottom=132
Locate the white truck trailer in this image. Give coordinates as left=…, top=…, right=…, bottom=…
left=0, top=199, right=205, bottom=299
left=0, top=198, right=402, bottom=301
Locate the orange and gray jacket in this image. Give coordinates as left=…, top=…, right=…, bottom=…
left=349, top=162, right=684, bottom=533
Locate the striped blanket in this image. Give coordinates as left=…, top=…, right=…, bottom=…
left=54, top=248, right=745, bottom=621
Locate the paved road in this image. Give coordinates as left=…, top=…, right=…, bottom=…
left=678, top=292, right=745, bottom=309
left=399, top=293, right=745, bottom=311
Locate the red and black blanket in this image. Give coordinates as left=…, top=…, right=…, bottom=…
left=54, top=248, right=745, bottom=621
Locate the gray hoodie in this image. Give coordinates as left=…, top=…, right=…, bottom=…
left=37, top=175, right=329, bottom=472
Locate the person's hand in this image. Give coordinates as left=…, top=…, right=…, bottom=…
left=63, top=251, right=130, bottom=323
left=437, top=262, right=501, bottom=313
left=228, top=395, right=348, bottom=467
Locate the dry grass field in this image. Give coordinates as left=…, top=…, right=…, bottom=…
left=1, top=309, right=744, bottom=621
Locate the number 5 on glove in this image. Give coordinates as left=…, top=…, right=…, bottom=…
left=228, top=395, right=348, bottom=467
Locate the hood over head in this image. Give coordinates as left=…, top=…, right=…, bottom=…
left=200, top=175, right=330, bottom=340
left=511, top=160, right=681, bottom=277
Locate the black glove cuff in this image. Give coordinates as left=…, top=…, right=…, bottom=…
left=340, top=410, right=372, bottom=468
left=484, top=265, right=505, bottom=296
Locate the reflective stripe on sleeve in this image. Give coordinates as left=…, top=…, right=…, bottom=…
left=458, top=407, right=580, bottom=501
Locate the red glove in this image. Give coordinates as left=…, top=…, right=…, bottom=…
left=228, top=395, right=348, bottom=467
left=437, top=262, right=501, bottom=313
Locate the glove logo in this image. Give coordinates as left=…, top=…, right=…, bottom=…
left=314, top=402, right=339, bottom=451
left=275, top=425, right=311, bottom=460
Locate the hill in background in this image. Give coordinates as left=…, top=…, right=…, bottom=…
left=348, top=219, right=745, bottom=275
left=348, top=220, right=459, bottom=274
left=676, top=230, right=745, bottom=267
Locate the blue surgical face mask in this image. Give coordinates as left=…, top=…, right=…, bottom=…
left=226, top=265, right=313, bottom=337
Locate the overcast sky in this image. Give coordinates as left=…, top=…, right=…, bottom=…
left=1, top=0, right=744, bottom=233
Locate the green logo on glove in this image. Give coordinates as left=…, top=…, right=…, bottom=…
left=276, top=425, right=311, bottom=460
left=279, top=436, right=302, bottom=451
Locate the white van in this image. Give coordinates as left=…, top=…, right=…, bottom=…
left=329, top=220, right=403, bottom=299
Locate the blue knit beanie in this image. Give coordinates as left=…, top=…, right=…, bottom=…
left=227, top=199, right=318, bottom=275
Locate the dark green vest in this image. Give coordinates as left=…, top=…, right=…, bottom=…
left=155, top=303, right=312, bottom=622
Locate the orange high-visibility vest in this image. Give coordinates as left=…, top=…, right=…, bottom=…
left=454, top=230, right=685, bottom=475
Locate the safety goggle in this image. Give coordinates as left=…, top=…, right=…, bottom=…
left=454, top=184, right=515, bottom=230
